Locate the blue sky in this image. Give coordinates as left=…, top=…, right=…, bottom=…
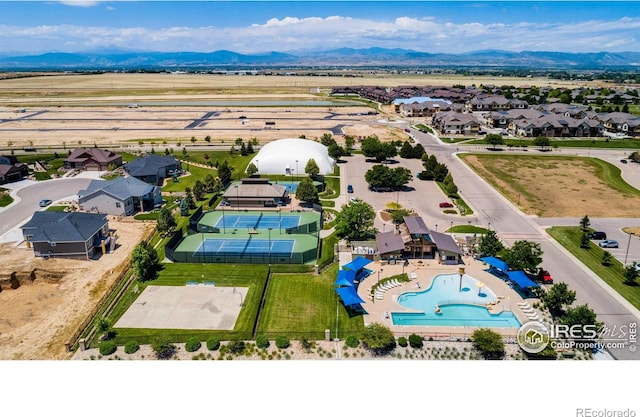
left=0, top=1, right=639, bottom=55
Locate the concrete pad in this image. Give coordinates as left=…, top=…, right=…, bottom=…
left=115, top=285, right=248, bottom=330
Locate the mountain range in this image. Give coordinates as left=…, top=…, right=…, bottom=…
left=0, top=48, right=639, bottom=70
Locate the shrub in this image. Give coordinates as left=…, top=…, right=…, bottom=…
left=360, top=323, right=396, bottom=356
left=152, top=338, right=176, bottom=360
left=397, top=336, right=408, bottom=347
left=409, top=334, right=423, bottom=348
left=345, top=335, right=359, bottom=348
left=185, top=337, right=202, bottom=352
left=275, top=336, right=290, bottom=349
left=227, top=340, right=246, bottom=355
left=99, top=340, right=117, bottom=356
left=124, top=341, right=140, bottom=354
left=256, top=335, right=270, bottom=349
left=471, top=328, right=505, bottom=360
left=206, top=337, right=220, bottom=351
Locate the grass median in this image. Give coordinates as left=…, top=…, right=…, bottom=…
left=547, top=226, right=640, bottom=310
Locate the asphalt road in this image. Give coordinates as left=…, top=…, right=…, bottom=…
left=0, top=177, right=94, bottom=236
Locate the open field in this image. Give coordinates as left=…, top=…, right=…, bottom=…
left=0, top=72, right=622, bottom=150
left=0, top=72, right=604, bottom=99
left=460, top=154, right=640, bottom=217
left=0, top=105, right=395, bottom=148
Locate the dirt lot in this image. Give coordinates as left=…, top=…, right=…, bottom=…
left=0, top=218, right=154, bottom=360
left=0, top=71, right=603, bottom=150
left=462, top=154, right=640, bottom=217
left=0, top=105, right=398, bottom=149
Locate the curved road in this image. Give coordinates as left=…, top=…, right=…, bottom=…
left=0, top=177, right=94, bottom=237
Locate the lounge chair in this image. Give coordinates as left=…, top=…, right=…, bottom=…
left=517, top=302, right=529, bottom=307
left=527, top=314, right=540, bottom=321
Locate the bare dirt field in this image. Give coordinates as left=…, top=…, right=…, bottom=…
left=0, top=72, right=607, bottom=150
left=0, top=105, right=395, bottom=149
left=462, top=154, right=640, bottom=217
left=0, top=218, right=154, bottom=360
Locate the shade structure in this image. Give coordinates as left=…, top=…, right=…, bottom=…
left=336, top=286, right=366, bottom=306
left=506, top=270, right=539, bottom=289
left=342, top=256, right=373, bottom=273
left=479, top=256, right=509, bottom=272
left=334, top=269, right=356, bottom=287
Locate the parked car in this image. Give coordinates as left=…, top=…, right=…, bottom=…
left=439, top=202, right=454, bottom=208
left=536, top=269, right=553, bottom=284
left=589, top=231, right=607, bottom=240
left=599, top=240, right=619, bottom=248
left=347, top=185, right=354, bottom=193
left=39, top=199, right=52, bottom=207
left=621, top=159, right=628, bottom=164
left=404, top=128, right=411, bottom=133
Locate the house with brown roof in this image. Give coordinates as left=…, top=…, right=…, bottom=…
left=432, top=112, right=480, bottom=134
left=64, top=148, right=122, bottom=171
left=0, top=155, right=29, bottom=184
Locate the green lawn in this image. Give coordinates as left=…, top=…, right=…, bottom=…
left=462, top=137, right=640, bottom=149
left=547, top=226, right=640, bottom=310
left=256, top=263, right=364, bottom=339
left=447, top=225, right=488, bottom=234
left=161, top=164, right=214, bottom=192
left=108, top=263, right=269, bottom=346
left=0, top=190, right=13, bottom=207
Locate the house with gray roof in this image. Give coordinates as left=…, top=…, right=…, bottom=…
left=21, top=212, right=110, bottom=260
left=123, top=154, right=181, bottom=185
left=222, top=178, right=289, bottom=208
left=78, top=176, right=162, bottom=216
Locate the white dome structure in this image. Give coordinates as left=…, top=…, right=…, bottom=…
left=249, top=138, right=335, bottom=175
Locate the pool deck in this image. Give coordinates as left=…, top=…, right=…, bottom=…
left=356, top=257, right=547, bottom=338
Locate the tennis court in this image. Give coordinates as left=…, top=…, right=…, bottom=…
left=215, top=213, right=300, bottom=230
left=195, top=238, right=295, bottom=257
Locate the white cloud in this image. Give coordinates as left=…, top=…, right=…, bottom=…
left=58, top=1, right=103, bottom=7
left=2, top=15, right=640, bottom=54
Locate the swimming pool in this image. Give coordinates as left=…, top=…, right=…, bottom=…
left=392, top=273, right=521, bottom=328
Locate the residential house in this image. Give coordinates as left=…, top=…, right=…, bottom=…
left=123, top=154, right=182, bottom=185
left=78, top=176, right=162, bottom=216
left=601, top=112, right=640, bottom=137
left=0, top=155, right=29, bottom=184
left=64, top=148, right=122, bottom=171
left=432, top=112, right=480, bottom=134
left=21, top=211, right=110, bottom=260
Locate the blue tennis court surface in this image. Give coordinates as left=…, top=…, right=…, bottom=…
left=215, top=214, right=300, bottom=230
left=195, top=238, right=295, bottom=256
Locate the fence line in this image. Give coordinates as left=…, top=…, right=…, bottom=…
left=65, top=226, right=156, bottom=352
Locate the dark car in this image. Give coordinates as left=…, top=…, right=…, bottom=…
left=439, top=202, right=454, bottom=208
left=589, top=231, right=607, bottom=240
left=404, top=128, right=411, bottom=133
left=347, top=185, right=354, bottom=193
left=621, top=159, right=628, bottom=164
left=39, top=199, right=52, bottom=207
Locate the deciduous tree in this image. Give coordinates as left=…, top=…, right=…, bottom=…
left=335, top=199, right=376, bottom=241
